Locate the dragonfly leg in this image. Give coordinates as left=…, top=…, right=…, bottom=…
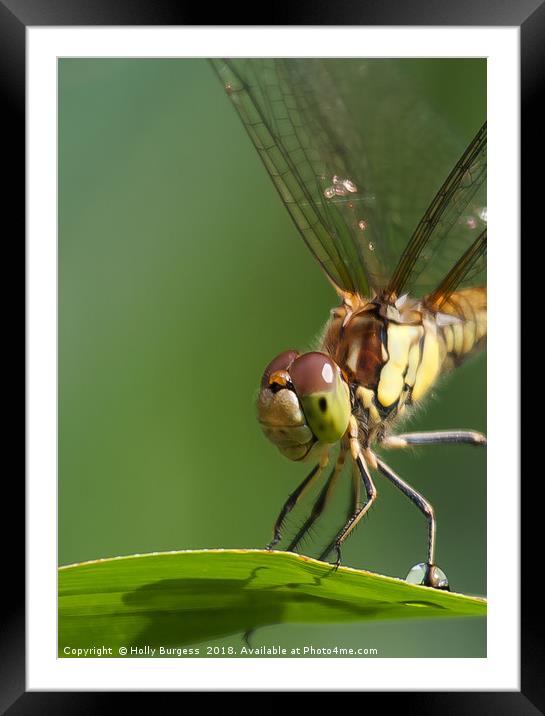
left=382, top=430, right=486, bottom=448
left=374, top=455, right=440, bottom=585
left=266, top=450, right=329, bottom=550
left=315, top=457, right=363, bottom=562
left=349, top=457, right=363, bottom=514
left=318, top=417, right=377, bottom=567
left=286, top=447, right=347, bottom=553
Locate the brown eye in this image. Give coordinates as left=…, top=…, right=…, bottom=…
left=289, top=352, right=338, bottom=396
left=261, top=350, right=299, bottom=389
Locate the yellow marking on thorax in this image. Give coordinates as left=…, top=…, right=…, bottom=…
left=357, top=386, right=381, bottom=425
left=377, top=324, right=421, bottom=408
left=405, top=340, right=422, bottom=387
left=412, top=319, right=441, bottom=402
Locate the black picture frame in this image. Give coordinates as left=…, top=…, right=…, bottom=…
left=11, top=0, right=536, bottom=710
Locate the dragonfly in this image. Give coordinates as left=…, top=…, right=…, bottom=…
left=211, top=59, right=486, bottom=590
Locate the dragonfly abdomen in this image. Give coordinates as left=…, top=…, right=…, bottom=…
left=436, top=287, right=487, bottom=370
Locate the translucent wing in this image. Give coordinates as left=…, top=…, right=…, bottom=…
left=386, top=122, right=487, bottom=301
left=426, top=228, right=486, bottom=311
left=211, top=58, right=486, bottom=299
left=211, top=58, right=372, bottom=295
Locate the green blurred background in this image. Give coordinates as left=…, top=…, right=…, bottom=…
left=59, top=58, right=486, bottom=657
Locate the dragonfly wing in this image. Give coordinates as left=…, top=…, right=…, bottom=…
left=426, top=228, right=486, bottom=311
left=386, top=122, right=487, bottom=301
left=211, top=58, right=370, bottom=296
left=211, top=59, right=486, bottom=301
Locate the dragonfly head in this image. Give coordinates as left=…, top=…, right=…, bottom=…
left=257, top=350, right=351, bottom=461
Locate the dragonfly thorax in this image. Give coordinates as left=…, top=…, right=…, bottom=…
left=321, top=289, right=487, bottom=441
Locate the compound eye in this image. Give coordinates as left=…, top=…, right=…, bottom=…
left=261, top=350, right=299, bottom=389
left=288, top=352, right=350, bottom=444
left=289, top=352, right=338, bottom=397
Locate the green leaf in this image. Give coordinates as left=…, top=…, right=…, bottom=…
left=59, top=549, right=486, bottom=656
